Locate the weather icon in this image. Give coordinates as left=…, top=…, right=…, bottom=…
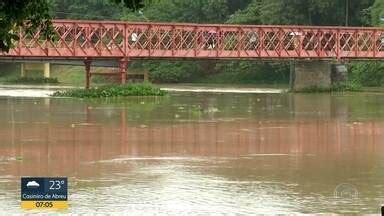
left=26, top=181, right=40, bottom=188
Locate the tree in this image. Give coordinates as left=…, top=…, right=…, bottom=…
left=0, top=0, right=147, bottom=52
left=50, top=0, right=157, bottom=20
left=371, top=0, right=384, bottom=26
left=226, top=0, right=262, bottom=24
left=0, top=0, right=52, bottom=52
left=122, top=0, right=230, bottom=23
left=111, top=0, right=146, bottom=9
left=227, top=0, right=373, bottom=26
left=51, top=0, right=123, bottom=20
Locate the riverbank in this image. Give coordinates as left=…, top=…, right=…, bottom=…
left=0, top=64, right=380, bottom=94
left=0, top=84, right=287, bottom=98
left=159, top=84, right=286, bottom=94
left=361, top=87, right=384, bottom=93
left=2, top=82, right=384, bottom=99
left=0, top=64, right=289, bottom=86
left=0, top=64, right=115, bottom=86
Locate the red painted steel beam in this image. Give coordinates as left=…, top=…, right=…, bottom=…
left=1, top=19, right=383, bottom=60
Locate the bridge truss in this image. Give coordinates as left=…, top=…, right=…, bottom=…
left=1, top=20, right=384, bottom=87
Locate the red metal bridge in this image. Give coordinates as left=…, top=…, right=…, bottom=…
left=1, top=19, right=384, bottom=87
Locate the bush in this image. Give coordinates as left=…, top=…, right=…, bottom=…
left=52, top=83, right=166, bottom=98
left=211, top=61, right=290, bottom=84
left=145, top=61, right=203, bottom=83
left=331, top=80, right=362, bottom=92
left=348, top=62, right=384, bottom=87
left=128, top=59, right=290, bottom=84
left=293, top=81, right=362, bottom=93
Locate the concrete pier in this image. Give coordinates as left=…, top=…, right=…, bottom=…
left=291, top=61, right=332, bottom=91
left=44, top=63, right=50, bottom=78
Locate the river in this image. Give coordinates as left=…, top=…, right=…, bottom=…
left=0, top=88, right=384, bottom=214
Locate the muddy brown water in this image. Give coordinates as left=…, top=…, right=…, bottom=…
left=1, top=92, right=384, bottom=214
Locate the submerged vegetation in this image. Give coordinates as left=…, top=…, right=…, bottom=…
left=331, top=81, right=363, bottom=92
left=292, top=81, right=362, bottom=93
left=6, top=77, right=59, bottom=84
left=52, top=83, right=166, bottom=98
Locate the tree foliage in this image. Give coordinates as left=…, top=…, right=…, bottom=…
left=122, top=0, right=231, bottom=23
left=50, top=0, right=155, bottom=20
left=371, top=0, right=384, bottom=26
left=110, top=0, right=146, bottom=9
left=349, top=62, right=384, bottom=86
left=0, top=0, right=146, bottom=52
left=228, top=0, right=373, bottom=26
left=51, top=0, right=123, bottom=20
left=0, top=0, right=52, bottom=52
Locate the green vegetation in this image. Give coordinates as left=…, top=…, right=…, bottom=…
left=227, top=0, right=373, bottom=26
left=51, top=65, right=117, bottom=86
left=208, top=61, right=289, bottom=84
left=5, top=77, right=59, bottom=84
left=52, top=83, right=166, bottom=98
left=294, top=81, right=362, bottom=93
left=50, top=65, right=85, bottom=86
left=142, top=60, right=204, bottom=83
left=0, top=1, right=52, bottom=52
left=331, top=81, right=362, bottom=92
left=348, top=62, right=384, bottom=87
left=0, top=64, right=146, bottom=86
left=371, top=0, right=384, bottom=26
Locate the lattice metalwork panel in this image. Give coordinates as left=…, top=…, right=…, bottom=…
left=1, top=20, right=383, bottom=59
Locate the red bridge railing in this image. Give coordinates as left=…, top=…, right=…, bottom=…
left=2, top=19, right=384, bottom=59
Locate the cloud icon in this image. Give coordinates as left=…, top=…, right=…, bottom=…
left=26, top=181, right=40, bottom=188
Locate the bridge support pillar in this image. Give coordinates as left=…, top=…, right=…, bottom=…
left=43, top=63, right=50, bottom=78
left=119, top=58, right=128, bottom=84
left=20, top=63, right=26, bottom=78
left=291, top=61, right=332, bottom=91
left=84, top=59, right=92, bottom=89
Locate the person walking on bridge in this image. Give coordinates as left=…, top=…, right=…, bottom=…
left=207, top=30, right=217, bottom=50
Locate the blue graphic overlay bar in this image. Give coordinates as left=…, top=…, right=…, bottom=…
left=21, top=177, right=68, bottom=201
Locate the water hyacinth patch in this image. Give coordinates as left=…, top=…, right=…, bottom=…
left=52, top=83, right=166, bottom=98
